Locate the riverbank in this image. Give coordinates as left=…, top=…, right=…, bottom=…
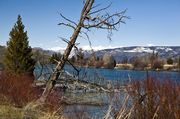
left=115, top=63, right=180, bottom=72
left=67, top=63, right=180, bottom=72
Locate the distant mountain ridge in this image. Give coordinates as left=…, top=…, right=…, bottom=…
left=83, top=46, right=180, bottom=62
left=32, top=47, right=55, bottom=56
left=1, top=45, right=180, bottom=63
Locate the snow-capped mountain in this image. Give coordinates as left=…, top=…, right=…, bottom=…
left=36, top=46, right=180, bottom=62
left=83, top=46, right=180, bottom=62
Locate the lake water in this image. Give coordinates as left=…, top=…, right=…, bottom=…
left=63, top=65, right=180, bottom=82
left=34, top=64, right=180, bottom=82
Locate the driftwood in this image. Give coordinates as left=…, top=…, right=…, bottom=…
left=35, top=76, right=112, bottom=93
left=35, top=71, right=125, bottom=92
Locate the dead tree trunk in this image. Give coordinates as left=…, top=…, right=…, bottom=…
left=38, top=0, right=94, bottom=103
left=37, top=0, right=127, bottom=103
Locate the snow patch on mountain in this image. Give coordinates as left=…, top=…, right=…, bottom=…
left=165, top=48, right=173, bottom=52
left=124, top=47, right=153, bottom=53
left=80, top=45, right=120, bottom=51
left=83, top=46, right=180, bottom=62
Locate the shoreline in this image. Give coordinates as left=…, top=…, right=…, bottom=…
left=66, top=63, right=180, bottom=73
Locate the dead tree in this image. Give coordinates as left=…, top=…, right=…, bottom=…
left=38, top=0, right=128, bottom=103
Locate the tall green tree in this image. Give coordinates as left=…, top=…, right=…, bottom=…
left=4, top=15, right=35, bottom=74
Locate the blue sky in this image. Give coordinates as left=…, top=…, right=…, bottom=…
left=0, top=0, right=180, bottom=50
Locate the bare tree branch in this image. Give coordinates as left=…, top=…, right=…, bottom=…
left=58, top=37, right=70, bottom=44
left=91, top=3, right=101, bottom=10
left=83, top=9, right=128, bottom=30
left=58, top=36, right=79, bottom=50
left=58, top=22, right=76, bottom=30
left=67, top=59, right=80, bottom=78
left=58, top=12, right=77, bottom=26
left=88, top=2, right=112, bottom=15
left=79, top=31, right=90, bottom=41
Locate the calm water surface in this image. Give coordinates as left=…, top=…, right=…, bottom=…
left=63, top=64, right=180, bottom=81
left=34, top=64, right=180, bottom=82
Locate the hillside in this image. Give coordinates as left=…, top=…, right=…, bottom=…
left=83, top=46, right=180, bottom=62
left=0, top=46, right=54, bottom=67
left=1, top=45, right=180, bottom=64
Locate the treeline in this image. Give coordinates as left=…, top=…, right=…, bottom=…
left=119, top=51, right=180, bottom=70
left=70, top=48, right=116, bottom=69
left=48, top=48, right=116, bottom=69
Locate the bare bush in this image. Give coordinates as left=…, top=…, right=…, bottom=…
left=131, top=57, right=148, bottom=70
left=120, top=78, right=180, bottom=119
left=0, top=72, right=39, bottom=107
left=152, top=59, right=164, bottom=70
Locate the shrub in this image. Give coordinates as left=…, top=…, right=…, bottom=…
left=94, top=60, right=104, bottom=68
left=152, top=59, right=164, bottom=70
left=167, top=58, right=173, bottom=65
left=103, top=53, right=116, bottom=69
left=0, top=71, right=65, bottom=118
left=132, top=57, right=148, bottom=70
left=0, top=72, right=39, bottom=107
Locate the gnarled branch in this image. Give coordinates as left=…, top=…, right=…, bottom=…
left=83, top=9, right=128, bottom=30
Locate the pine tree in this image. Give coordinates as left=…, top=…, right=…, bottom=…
left=4, top=15, right=35, bottom=74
